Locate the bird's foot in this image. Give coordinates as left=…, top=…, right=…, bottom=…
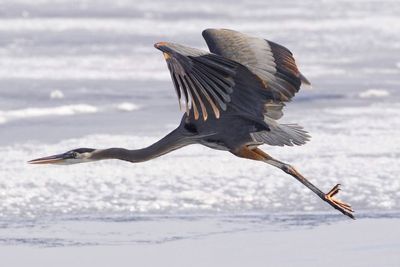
left=324, top=184, right=355, bottom=219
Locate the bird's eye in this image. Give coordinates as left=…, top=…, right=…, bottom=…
left=68, top=151, right=78, bottom=158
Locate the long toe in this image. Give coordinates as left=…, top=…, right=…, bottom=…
left=326, top=183, right=341, bottom=197
left=325, top=184, right=355, bottom=219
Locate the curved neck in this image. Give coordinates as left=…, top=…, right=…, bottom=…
left=91, top=128, right=189, bottom=163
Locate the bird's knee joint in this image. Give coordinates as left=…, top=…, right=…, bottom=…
left=282, top=164, right=296, bottom=175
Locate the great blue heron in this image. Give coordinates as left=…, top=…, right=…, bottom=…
left=29, top=29, right=354, bottom=219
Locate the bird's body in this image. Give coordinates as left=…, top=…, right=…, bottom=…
left=29, top=29, right=354, bottom=219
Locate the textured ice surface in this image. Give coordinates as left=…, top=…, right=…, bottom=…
left=1, top=102, right=399, bottom=218
left=0, top=103, right=140, bottom=124
left=0, top=104, right=98, bottom=124
left=0, top=0, right=400, bottom=246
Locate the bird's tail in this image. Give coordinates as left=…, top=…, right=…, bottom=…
left=251, top=123, right=311, bottom=147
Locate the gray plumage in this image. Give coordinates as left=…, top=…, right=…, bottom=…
left=29, top=29, right=354, bottom=219
left=156, top=28, right=311, bottom=148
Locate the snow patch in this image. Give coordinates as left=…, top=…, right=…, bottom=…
left=359, top=89, right=389, bottom=98
left=0, top=104, right=98, bottom=123
left=50, top=90, right=64, bottom=99
left=116, top=102, right=139, bottom=112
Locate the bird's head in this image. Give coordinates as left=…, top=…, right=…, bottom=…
left=28, top=148, right=96, bottom=165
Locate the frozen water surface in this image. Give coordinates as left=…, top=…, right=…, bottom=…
left=0, top=0, right=399, bottom=253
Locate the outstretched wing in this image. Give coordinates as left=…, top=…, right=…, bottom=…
left=202, top=28, right=310, bottom=120
left=155, top=42, right=240, bottom=121
left=154, top=41, right=310, bottom=146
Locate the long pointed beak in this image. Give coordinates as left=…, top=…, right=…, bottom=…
left=28, top=153, right=66, bottom=164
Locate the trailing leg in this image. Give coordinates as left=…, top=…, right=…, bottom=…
left=233, top=146, right=354, bottom=219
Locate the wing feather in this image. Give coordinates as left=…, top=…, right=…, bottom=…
left=187, top=75, right=219, bottom=119
left=193, top=59, right=234, bottom=93
left=185, top=76, right=207, bottom=120
left=155, top=38, right=310, bottom=147
left=201, top=29, right=311, bottom=146
left=202, top=28, right=310, bottom=119
left=155, top=42, right=237, bottom=120
left=195, top=67, right=231, bottom=102
left=191, top=68, right=227, bottom=111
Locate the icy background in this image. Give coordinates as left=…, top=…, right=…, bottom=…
left=0, top=0, right=400, bottom=246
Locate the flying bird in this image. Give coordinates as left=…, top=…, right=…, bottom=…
left=29, top=29, right=354, bottom=219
